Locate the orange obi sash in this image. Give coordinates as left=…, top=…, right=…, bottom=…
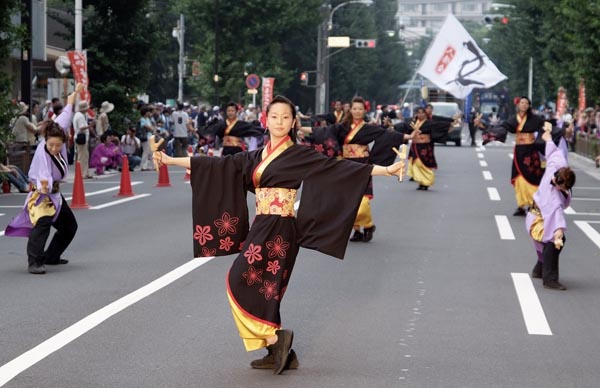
left=255, top=187, right=297, bottom=217
left=342, top=144, right=369, bottom=158
left=414, top=133, right=431, bottom=144
left=223, top=135, right=243, bottom=147
left=515, top=132, right=535, bottom=145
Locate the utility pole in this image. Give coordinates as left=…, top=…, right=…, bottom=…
left=20, top=0, right=32, bottom=107
left=214, top=0, right=220, bottom=105
left=178, top=14, right=185, bottom=103
left=75, top=0, right=82, bottom=51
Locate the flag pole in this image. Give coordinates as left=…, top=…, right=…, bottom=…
left=401, top=14, right=451, bottom=105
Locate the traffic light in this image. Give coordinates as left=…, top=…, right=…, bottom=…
left=300, top=72, right=308, bottom=86
left=355, top=39, right=377, bottom=49
left=484, top=15, right=509, bottom=24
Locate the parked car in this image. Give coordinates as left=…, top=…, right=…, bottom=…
left=430, top=102, right=463, bottom=146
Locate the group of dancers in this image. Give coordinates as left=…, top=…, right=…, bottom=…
left=3, top=90, right=576, bottom=375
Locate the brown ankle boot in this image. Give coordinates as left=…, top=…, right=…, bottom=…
left=250, top=347, right=299, bottom=369
left=272, top=329, right=293, bottom=375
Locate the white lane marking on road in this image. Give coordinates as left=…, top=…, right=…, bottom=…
left=508, top=153, right=514, bottom=159
left=511, top=273, right=552, bottom=336
left=0, top=231, right=4, bottom=237
left=495, top=215, right=515, bottom=240
left=483, top=171, right=493, bottom=180
left=575, top=187, right=600, bottom=190
left=0, top=213, right=4, bottom=217
left=564, top=206, right=576, bottom=214
left=487, top=187, right=501, bottom=201
left=0, top=206, right=23, bottom=209
left=0, top=256, right=214, bottom=387
left=574, top=221, right=600, bottom=249
left=567, top=211, right=600, bottom=216
left=476, top=146, right=486, bottom=151
left=477, top=153, right=484, bottom=158
left=90, top=194, right=151, bottom=210
left=63, top=182, right=143, bottom=201
left=480, top=160, right=488, bottom=167
left=571, top=197, right=600, bottom=202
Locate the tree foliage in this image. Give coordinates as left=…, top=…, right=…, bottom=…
left=177, top=0, right=322, bottom=109
left=49, top=0, right=161, bottom=132
left=329, top=0, right=411, bottom=106
left=483, top=0, right=600, bottom=106
left=0, top=0, right=25, bottom=162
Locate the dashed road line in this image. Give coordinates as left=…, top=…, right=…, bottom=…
left=477, top=153, right=484, bottom=158
left=479, top=160, right=488, bottom=167
left=511, top=273, right=552, bottom=336
left=495, top=215, right=515, bottom=240
left=487, top=187, right=501, bottom=201
left=483, top=171, right=493, bottom=180
left=508, top=153, right=514, bottom=159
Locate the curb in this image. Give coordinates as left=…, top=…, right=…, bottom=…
left=569, top=152, right=600, bottom=181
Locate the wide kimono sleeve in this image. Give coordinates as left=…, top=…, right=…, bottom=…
left=369, top=129, right=407, bottom=165
left=296, top=149, right=374, bottom=259
left=190, top=151, right=257, bottom=257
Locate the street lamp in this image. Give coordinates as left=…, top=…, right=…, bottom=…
left=315, top=0, right=374, bottom=114
left=172, top=14, right=185, bottom=103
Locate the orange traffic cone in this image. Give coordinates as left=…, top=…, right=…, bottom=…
left=184, top=145, right=193, bottom=181
left=70, top=161, right=90, bottom=209
left=156, top=162, right=172, bottom=187
left=116, top=155, right=135, bottom=197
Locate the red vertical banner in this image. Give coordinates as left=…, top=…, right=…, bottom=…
left=67, top=50, right=91, bottom=103
left=578, top=79, right=586, bottom=114
left=260, top=77, right=275, bottom=128
left=555, top=87, right=567, bottom=120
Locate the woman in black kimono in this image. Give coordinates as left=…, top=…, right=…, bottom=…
left=299, top=97, right=413, bottom=242
left=478, top=96, right=556, bottom=216
left=407, top=107, right=457, bottom=190
left=201, top=102, right=265, bottom=155
left=153, top=96, right=405, bottom=375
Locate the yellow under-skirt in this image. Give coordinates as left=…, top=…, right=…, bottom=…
left=513, top=175, right=537, bottom=208
left=227, top=289, right=278, bottom=352
left=411, top=158, right=435, bottom=187
left=354, top=195, right=373, bottom=229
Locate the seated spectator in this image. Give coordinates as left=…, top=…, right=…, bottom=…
left=0, top=163, right=30, bottom=193
left=90, top=132, right=122, bottom=175
left=120, top=127, right=142, bottom=171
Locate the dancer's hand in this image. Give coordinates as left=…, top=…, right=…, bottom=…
left=386, top=160, right=405, bottom=180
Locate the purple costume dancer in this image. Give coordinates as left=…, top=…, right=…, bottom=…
left=90, top=133, right=122, bottom=175
left=5, top=89, right=80, bottom=275
left=525, top=134, right=575, bottom=290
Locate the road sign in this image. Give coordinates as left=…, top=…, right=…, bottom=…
left=246, top=74, right=260, bottom=89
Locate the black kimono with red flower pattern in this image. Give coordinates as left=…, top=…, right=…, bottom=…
left=201, top=119, right=265, bottom=155
left=190, top=144, right=372, bottom=327
left=499, top=114, right=546, bottom=186
left=310, top=122, right=403, bottom=197
left=407, top=119, right=453, bottom=169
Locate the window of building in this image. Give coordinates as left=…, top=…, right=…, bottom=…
left=432, top=3, right=449, bottom=12
left=400, top=4, right=419, bottom=13
left=460, top=2, right=479, bottom=12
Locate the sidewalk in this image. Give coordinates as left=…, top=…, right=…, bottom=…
left=569, top=152, right=600, bottom=182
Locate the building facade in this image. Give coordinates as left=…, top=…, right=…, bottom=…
left=396, top=0, right=495, bottom=44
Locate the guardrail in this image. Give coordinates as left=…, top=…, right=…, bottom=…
left=574, top=134, right=599, bottom=161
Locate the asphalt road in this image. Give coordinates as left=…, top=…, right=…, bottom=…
left=1, top=135, right=599, bottom=388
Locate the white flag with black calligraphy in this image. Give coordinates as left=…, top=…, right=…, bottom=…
left=417, top=14, right=507, bottom=99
